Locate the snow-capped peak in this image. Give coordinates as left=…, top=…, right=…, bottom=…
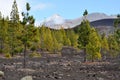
left=50, top=14, right=61, bottom=19
left=44, top=14, right=65, bottom=25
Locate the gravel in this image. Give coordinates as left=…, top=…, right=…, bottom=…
left=0, top=55, right=120, bottom=80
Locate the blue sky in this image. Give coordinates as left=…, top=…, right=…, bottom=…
left=26, top=0, right=120, bottom=23
left=0, top=0, right=120, bottom=25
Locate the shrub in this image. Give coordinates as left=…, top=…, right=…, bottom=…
left=5, top=53, right=11, bottom=59
left=14, top=47, right=23, bottom=53
left=30, top=46, right=36, bottom=51
left=29, top=52, right=41, bottom=58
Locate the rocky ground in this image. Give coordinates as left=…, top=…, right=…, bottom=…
left=0, top=54, right=120, bottom=80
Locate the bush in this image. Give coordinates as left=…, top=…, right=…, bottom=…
left=29, top=52, right=41, bottom=58
left=5, top=53, right=11, bottom=59
left=30, top=46, right=36, bottom=51
left=14, top=47, right=23, bottom=54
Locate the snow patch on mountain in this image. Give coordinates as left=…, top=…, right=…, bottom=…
left=43, top=14, right=65, bottom=25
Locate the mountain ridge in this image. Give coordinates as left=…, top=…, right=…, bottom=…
left=40, top=13, right=117, bottom=29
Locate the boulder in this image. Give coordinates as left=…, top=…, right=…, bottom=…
left=21, top=76, right=32, bottom=80
left=0, top=71, right=4, bottom=77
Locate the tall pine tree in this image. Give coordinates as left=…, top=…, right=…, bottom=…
left=86, top=28, right=101, bottom=62
left=9, top=0, right=20, bottom=56
left=21, top=2, right=35, bottom=68
left=78, top=20, right=91, bottom=62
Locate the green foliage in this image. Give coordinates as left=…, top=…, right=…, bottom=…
left=30, top=46, right=37, bottom=51
left=52, top=31, right=62, bottom=52
left=21, top=3, right=35, bottom=47
left=26, top=3, right=31, bottom=11
left=78, top=20, right=91, bottom=49
left=39, top=27, right=54, bottom=51
left=29, top=52, right=41, bottom=58
left=14, top=47, right=23, bottom=53
left=8, top=0, right=22, bottom=56
left=101, top=33, right=109, bottom=54
left=109, top=13, right=120, bottom=57
left=44, top=28, right=54, bottom=51
left=77, top=18, right=102, bottom=62
left=108, top=35, right=119, bottom=57
left=77, top=20, right=92, bottom=62
left=83, top=9, right=88, bottom=16
left=39, top=26, right=46, bottom=49
left=54, top=30, right=63, bottom=46
left=65, top=38, right=71, bottom=46
left=86, top=28, right=101, bottom=61
left=66, top=30, right=78, bottom=48
left=5, top=53, right=11, bottom=59
left=60, top=28, right=71, bottom=46
left=115, top=29, right=120, bottom=46
left=21, top=2, right=36, bottom=68
left=0, top=18, right=8, bottom=53
left=10, top=0, right=19, bottom=22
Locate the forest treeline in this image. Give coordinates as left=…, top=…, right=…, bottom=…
left=0, top=1, right=120, bottom=62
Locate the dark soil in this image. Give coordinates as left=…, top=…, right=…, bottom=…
left=0, top=54, right=120, bottom=80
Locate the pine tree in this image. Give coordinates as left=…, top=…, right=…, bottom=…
left=44, top=28, right=53, bottom=51
left=0, top=18, right=8, bottom=54
left=39, top=25, right=46, bottom=50
left=10, top=0, right=19, bottom=23
left=30, top=27, right=40, bottom=51
left=54, top=30, right=63, bottom=46
left=60, top=28, right=71, bottom=46
left=52, top=30, right=63, bottom=52
left=100, top=33, right=109, bottom=57
left=66, top=30, right=78, bottom=48
left=108, top=35, right=119, bottom=57
left=113, top=14, right=120, bottom=56
left=9, top=0, right=20, bottom=56
left=78, top=20, right=91, bottom=62
left=115, top=29, right=120, bottom=47
left=114, top=14, right=120, bottom=29
left=52, top=30, right=62, bottom=53
left=86, top=28, right=101, bottom=62
left=83, top=9, right=88, bottom=19
left=114, top=15, right=120, bottom=48
left=21, top=2, right=35, bottom=68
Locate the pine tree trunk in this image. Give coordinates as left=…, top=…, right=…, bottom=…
left=92, top=57, right=94, bottom=62
left=0, top=39, right=3, bottom=53
left=84, top=48, right=87, bottom=62
left=23, top=43, right=27, bottom=68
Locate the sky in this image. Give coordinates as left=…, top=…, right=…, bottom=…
left=0, top=0, right=120, bottom=25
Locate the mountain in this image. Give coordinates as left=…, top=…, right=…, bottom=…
left=91, top=19, right=115, bottom=35
left=41, top=14, right=65, bottom=29
left=70, top=13, right=116, bottom=27
left=74, top=19, right=115, bottom=35
left=40, top=13, right=117, bottom=29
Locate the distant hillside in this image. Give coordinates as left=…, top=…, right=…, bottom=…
left=91, top=19, right=115, bottom=35
left=73, top=19, right=116, bottom=35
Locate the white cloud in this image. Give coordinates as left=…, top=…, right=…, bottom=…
left=33, top=3, right=53, bottom=10
left=0, top=0, right=27, bottom=19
